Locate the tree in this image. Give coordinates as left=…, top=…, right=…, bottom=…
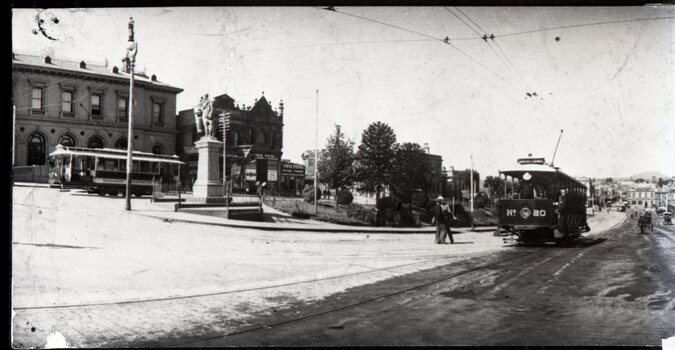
left=657, top=177, right=666, bottom=187
left=605, top=177, right=613, bottom=183
left=635, top=178, right=646, bottom=183
left=483, top=175, right=505, bottom=198
left=317, top=125, right=355, bottom=211
left=389, top=143, right=432, bottom=204
left=354, top=122, right=398, bottom=204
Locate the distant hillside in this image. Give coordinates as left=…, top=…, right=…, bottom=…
left=626, top=171, right=672, bottom=180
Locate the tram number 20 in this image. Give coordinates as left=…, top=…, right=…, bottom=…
left=505, top=209, right=546, bottom=216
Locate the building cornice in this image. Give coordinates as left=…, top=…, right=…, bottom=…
left=12, top=63, right=183, bottom=94
left=15, top=114, right=179, bottom=135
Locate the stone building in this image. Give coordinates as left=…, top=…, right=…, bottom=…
left=12, top=53, right=183, bottom=181
left=176, top=93, right=284, bottom=191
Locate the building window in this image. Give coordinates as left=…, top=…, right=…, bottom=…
left=31, top=87, right=44, bottom=110
left=152, top=144, right=163, bottom=155
left=27, top=132, right=46, bottom=165
left=87, top=135, right=104, bottom=149
left=248, top=128, right=253, bottom=144
left=62, top=91, right=73, bottom=114
left=153, top=102, right=164, bottom=125
left=256, top=130, right=267, bottom=145
left=117, top=97, right=128, bottom=120
left=234, top=130, right=240, bottom=146
left=58, top=134, right=76, bottom=147
left=114, top=138, right=127, bottom=149
left=91, top=94, right=102, bottom=118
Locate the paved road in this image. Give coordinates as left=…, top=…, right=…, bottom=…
left=12, top=185, right=645, bottom=347
left=11, top=186, right=506, bottom=347
left=188, top=217, right=675, bottom=347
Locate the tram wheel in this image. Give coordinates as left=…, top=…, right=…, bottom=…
left=134, top=193, right=142, bottom=197
left=108, top=191, right=119, bottom=197
left=97, top=192, right=105, bottom=196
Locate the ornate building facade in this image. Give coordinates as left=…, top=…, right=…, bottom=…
left=176, top=93, right=284, bottom=191
left=12, top=53, right=183, bottom=181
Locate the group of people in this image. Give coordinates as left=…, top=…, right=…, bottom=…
left=431, top=196, right=457, bottom=244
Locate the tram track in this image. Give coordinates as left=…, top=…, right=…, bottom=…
left=176, top=219, right=633, bottom=346
left=12, top=252, right=488, bottom=310
left=173, top=250, right=540, bottom=346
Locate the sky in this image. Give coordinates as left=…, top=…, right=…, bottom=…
left=11, top=7, right=675, bottom=179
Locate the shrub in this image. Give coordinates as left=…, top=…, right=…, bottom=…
left=411, top=192, right=429, bottom=208
left=302, top=185, right=321, bottom=203
left=474, top=191, right=489, bottom=208
left=337, top=189, right=354, bottom=205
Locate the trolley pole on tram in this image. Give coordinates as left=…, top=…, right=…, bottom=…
left=124, top=17, right=138, bottom=211
left=314, top=89, right=319, bottom=214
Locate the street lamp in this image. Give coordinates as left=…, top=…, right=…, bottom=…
left=124, top=17, right=138, bottom=211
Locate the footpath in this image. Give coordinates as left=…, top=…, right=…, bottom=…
left=134, top=198, right=496, bottom=234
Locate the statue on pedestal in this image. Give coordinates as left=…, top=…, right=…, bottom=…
left=193, top=94, right=217, bottom=139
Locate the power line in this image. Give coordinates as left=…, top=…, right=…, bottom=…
left=444, top=7, right=482, bottom=37
left=453, top=7, right=488, bottom=34
left=452, top=7, right=534, bottom=92
left=324, top=8, right=522, bottom=91
left=445, top=7, right=530, bottom=91
left=496, top=15, right=675, bottom=39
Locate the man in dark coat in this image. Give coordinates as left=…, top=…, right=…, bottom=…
left=431, top=196, right=449, bottom=244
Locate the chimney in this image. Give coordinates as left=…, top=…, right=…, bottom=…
left=151, top=74, right=157, bottom=81
left=44, top=55, right=52, bottom=64
left=79, top=60, right=86, bottom=69
left=423, top=143, right=430, bottom=154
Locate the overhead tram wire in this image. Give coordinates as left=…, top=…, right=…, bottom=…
left=445, top=7, right=530, bottom=92
left=321, top=7, right=524, bottom=93
left=452, top=7, right=533, bottom=92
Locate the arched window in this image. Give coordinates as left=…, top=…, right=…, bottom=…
left=152, top=144, right=163, bottom=155
left=87, top=135, right=104, bottom=149
left=256, top=130, right=267, bottom=145
left=58, top=134, right=76, bottom=147
left=114, top=138, right=127, bottom=149
left=27, top=132, right=46, bottom=165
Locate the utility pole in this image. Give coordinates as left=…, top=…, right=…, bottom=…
left=12, top=105, right=16, bottom=168
left=124, top=17, right=138, bottom=211
left=314, top=89, right=319, bottom=214
left=335, top=124, right=341, bottom=213
left=470, top=154, right=474, bottom=230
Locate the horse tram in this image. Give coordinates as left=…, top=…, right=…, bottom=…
left=637, top=211, right=655, bottom=234
left=48, top=145, right=184, bottom=196
left=495, top=155, right=590, bottom=245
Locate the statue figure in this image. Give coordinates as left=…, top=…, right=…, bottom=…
left=193, top=95, right=205, bottom=136
left=201, top=94, right=217, bottom=139
left=193, top=93, right=217, bottom=139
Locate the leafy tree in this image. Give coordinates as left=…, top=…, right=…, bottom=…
left=354, top=122, right=398, bottom=204
left=389, top=143, right=432, bottom=204
left=483, top=175, right=505, bottom=198
left=605, top=177, right=613, bottom=183
left=635, top=178, right=646, bottom=183
left=657, top=177, right=666, bottom=187
left=317, top=125, right=355, bottom=211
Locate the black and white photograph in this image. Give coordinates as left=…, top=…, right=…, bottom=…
left=10, top=6, right=675, bottom=347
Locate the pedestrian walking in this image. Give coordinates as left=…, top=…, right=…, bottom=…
left=431, top=196, right=450, bottom=244
left=442, top=201, right=457, bottom=244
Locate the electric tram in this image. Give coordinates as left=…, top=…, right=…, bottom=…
left=495, top=155, right=590, bottom=244
left=48, top=145, right=184, bottom=196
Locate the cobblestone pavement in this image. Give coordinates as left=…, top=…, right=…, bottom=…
left=10, top=185, right=626, bottom=347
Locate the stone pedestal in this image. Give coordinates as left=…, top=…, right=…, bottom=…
left=192, top=137, right=224, bottom=198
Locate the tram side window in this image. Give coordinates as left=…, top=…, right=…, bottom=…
left=133, top=161, right=140, bottom=172
left=152, top=162, right=159, bottom=174
left=140, top=161, right=151, bottom=173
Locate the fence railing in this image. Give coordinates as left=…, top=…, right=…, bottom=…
left=12, top=165, right=49, bottom=183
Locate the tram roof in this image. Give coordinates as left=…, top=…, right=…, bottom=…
left=49, top=146, right=185, bottom=165
left=499, top=160, right=584, bottom=188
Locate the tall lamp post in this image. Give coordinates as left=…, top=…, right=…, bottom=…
left=470, top=154, right=474, bottom=230
left=314, top=89, right=319, bottom=214
left=124, top=17, right=138, bottom=211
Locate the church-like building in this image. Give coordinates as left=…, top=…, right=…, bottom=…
left=176, top=93, right=287, bottom=192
